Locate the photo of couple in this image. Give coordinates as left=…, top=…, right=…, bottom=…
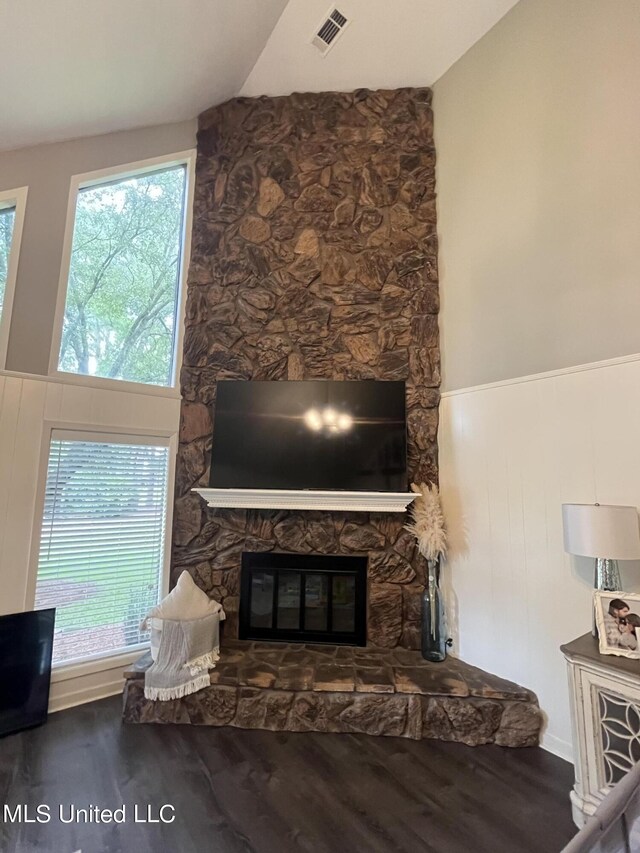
left=595, top=593, right=640, bottom=659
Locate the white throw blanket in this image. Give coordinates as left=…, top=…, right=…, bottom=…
left=144, top=612, right=222, bottom=701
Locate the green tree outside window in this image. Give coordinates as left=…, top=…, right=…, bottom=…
left=59, top=165, right=187, bottom=386
left=0, top=206, right=16, bottom=323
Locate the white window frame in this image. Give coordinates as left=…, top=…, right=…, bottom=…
left=0, top=186, right=28, bottom=370
left=48, top=151, right=196, bottom=397
left=26, top=423, right=177, bottom=673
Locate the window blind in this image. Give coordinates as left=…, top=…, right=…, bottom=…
left=34, top=433, right=170, bottom=665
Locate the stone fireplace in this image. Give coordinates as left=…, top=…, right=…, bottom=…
left=172, top=86, right=440, bottom=650
left=123, top=87, right=543, bottom=749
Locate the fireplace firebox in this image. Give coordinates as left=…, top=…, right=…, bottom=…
left=239, top=552, right=367, bottom=646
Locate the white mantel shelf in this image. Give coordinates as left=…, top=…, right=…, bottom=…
left=193, top=488, right=419, bottom=513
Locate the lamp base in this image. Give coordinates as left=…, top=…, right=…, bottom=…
left=592, top=558, right=623, bottom=637
left=595, top=558, right=622, bottom=592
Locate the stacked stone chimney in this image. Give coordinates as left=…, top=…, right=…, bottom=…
left=172, top=88, right=440, bottom=649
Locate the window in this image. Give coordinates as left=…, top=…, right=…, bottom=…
left=0, top=206, right=16, bottom=312
left=34, top=432, right=171, bottom=665
left=0, top=187, right=28, bottom=367
left=56, top=159, right=190, bottom=387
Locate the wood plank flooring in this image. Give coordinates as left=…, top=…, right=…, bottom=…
left=0, top=695, right=575, bottom=853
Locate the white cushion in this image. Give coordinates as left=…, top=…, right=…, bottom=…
left=144, top=571, right=225, bottom=661
left=145, top=570, right=224, bottom=622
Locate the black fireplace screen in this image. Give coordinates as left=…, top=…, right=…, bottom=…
left=239, top=552, right=367, bottom=646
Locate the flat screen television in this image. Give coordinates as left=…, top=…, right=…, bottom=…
left=209, top=380, right=407, bottom=492
left=0, top=609, right=55, bottom=737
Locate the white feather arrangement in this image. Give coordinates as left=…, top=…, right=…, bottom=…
left=404, top=482, right=447, bottom=562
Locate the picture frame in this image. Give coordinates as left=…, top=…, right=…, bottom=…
left=594, top=591, right=640, bottom=659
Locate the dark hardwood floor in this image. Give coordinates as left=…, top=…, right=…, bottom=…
left=0, top=695, right=575, bottom=853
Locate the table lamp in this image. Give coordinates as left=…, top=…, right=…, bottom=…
left=562, top=503, right=640, bottom=591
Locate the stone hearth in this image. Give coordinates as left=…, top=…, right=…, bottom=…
left=123, top=642, right=542, bottom=747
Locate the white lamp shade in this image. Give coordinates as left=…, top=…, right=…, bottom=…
left=562, top=504, right=640, bottom=560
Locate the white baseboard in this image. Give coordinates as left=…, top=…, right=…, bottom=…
left=48, top=648, right=143, bottom=713
left=49, top=679, right=124, bottom=713
left=541, top=732, right=574, bottom=764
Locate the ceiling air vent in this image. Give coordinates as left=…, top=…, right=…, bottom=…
left=312, top=7, right=350, bottom=55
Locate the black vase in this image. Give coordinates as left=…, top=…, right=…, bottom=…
left=421, top=558, right=447, bottom=662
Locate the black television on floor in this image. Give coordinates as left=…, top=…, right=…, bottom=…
left=209, top=380, right=407, bottom=492
left=0, top=609, right=55, bottom=737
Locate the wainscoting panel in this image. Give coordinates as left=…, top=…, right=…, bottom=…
left=0, top=372, right=181, bottom=709
left=439, top=354, right=640, bottom=761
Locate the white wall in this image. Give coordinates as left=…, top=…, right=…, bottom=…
left=439, top=354, right=640, bottom=761
left=434, top=0, right=640, bottom=763
left=434, top=0, right=640, bottom=392
left=0, top=371, right=180, bottom=710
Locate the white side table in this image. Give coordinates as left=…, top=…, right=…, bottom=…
left=562, top=633, right=640, bottom=827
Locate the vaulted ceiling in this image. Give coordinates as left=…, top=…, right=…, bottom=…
left=1, top=0, right=289, bottom=151
left=241, top=0, right=520, bottom=97
left=1, top=0, right=519, bottom=152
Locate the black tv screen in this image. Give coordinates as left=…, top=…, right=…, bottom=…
left=0, top=609, right=55, bottom=737
left=210, top=380, right=407, bottom=492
